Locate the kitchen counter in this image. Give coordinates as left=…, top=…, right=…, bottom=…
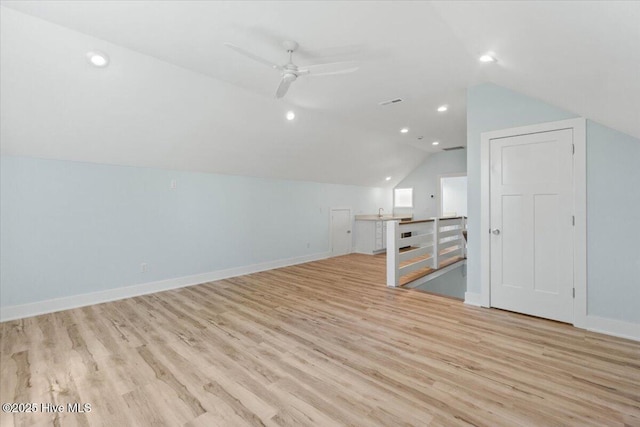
left=353, top=215, right=413, bottom=254
left=354, top=215, right=413, bottom=221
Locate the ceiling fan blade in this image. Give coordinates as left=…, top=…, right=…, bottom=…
left=306, top=67, right=359, bottom=77
left=298, top=44, right=371, bottom=61
left=298, top=61, right=359, bottom=77
left=275, top=74, right=296, bottom=99
left=224, top=43, right=282, bottom=70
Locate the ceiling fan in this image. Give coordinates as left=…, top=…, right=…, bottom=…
left=224, top=40, right=359, bottom=99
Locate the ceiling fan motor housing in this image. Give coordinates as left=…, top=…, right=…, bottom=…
left=282, top=62, right=299, bottom=80
left=282, top=72, right=297, bottom=82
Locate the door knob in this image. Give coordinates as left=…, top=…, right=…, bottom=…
left=491, top=229, right=501, bottom=235
left=347, top=230, right=351, bottom=234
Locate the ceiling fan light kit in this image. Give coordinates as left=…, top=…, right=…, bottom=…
left=225, top=39, right=359, bottom=99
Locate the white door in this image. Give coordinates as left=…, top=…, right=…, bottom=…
left=331, top=209, right=352, bottom=256
left=490, top=129, right=574, bottom=323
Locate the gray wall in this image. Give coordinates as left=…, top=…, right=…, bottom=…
left=394, top=149, right=467, bottom=220
left=0, top=156, right=389, bottom=308
left=467, top=83, right=640, bottom=324
left=414, top=265, right=466, bottom=300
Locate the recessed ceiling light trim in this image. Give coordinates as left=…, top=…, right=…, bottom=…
left=286, top=111, right=295, bottom=121
left=86, top=50, right=109, bottom=67
left=400, top=128, right=409, bottom=134
left=432, top=141, right=440, bottom=146
left=385, top=176, right=392, bottom=181
left=437, top=105, right=448, bottom=112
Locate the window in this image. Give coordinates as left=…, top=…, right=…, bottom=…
left=394, top=188, right=413, bottom=208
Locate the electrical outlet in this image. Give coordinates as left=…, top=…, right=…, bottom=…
left=140, top=263, right=148, bottom=273
left=170, top=179, right=177, bottom=189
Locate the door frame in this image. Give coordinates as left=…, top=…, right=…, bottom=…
left=330, top=207, right=352, bottom=256
left=480, top=118, right=586, bottom=328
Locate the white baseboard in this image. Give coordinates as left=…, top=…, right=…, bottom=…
left=462, top=296, right=638, bottom=341
left=464, top=291, right=482, bottom=306
left=0, top=251, right=332, bottom=322
left=585, top=315, right=640, bottom=342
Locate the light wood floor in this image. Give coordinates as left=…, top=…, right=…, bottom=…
left=1, top=254, right=639, bottom=426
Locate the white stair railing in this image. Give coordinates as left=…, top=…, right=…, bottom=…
left=387, top=216, right=466, bottom=287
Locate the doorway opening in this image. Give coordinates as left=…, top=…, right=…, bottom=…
left=440, top=174, right=467, bottom=217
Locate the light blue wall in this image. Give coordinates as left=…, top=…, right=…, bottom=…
left=0, top=156, right=388, bottom=307
left=394, top=149, right=467, bottom=220
left=467, top=83, right=640, bottom=324
left=586, top=121, right=640, bottom=322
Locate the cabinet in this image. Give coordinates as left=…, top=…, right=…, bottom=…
left=354, top=220, right=387, bottom=254
left=374, top=220, right=387, bottom=251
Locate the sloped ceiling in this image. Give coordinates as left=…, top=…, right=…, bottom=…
left=1, top=1, right=638, bottom=187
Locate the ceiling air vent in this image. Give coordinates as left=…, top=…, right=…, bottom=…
left=379, top=98, right=403, bottom=106
left=442, top=146, right=465, bottom=151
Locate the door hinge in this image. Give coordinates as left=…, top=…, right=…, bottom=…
left=572, top=215, right=575, bottom=226
left=573, top=288, right=575, bottom=298
left=572, top=143, right=575, bottom=154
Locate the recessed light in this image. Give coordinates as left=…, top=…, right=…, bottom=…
left=400, top=128, right=409, bottom=134
left=432, top=141, right=440, bottom=146
left=86, top=51, right=109, bottom=67
left=385, top=176, right=392, bottom=181
left=286, top=111, right=295, bottom=121
left=479, top=53, right=497, bottom=63
left=437, top=105, right=448, bottom=112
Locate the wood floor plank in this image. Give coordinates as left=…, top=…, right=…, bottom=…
left=1, top=254, right=639, bottom=426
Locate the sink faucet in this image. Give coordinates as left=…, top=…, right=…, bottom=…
left=378, top=208, right=384, bottom=217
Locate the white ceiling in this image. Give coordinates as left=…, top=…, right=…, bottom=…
left=1, top=1, right=639, bottom=187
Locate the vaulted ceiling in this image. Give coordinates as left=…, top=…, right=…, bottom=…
left=1, top=1, right=638, bottom=187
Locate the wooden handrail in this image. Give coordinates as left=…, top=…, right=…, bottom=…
left=399, top=215, right=467, bottom=225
